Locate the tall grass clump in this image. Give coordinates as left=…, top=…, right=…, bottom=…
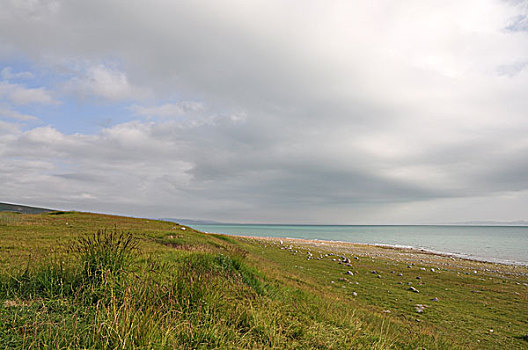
left=75, top=229, right=137, bottom=284
left=1, top=229, right=138, bottom=302
left=0, top=229, right=142, bottom=349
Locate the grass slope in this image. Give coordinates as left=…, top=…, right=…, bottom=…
left=0, top=211, right=527, bottom=349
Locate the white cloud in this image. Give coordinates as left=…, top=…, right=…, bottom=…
left=23, top=125, right=65, bottom=144
left=0, top=81, right=57, bottom=105
left=63, top=64, right=145, bottom=101
left=0, top=106, right=38, bottom=121
left=131, top=102, right=204, bottom=118
left=1, top=123, right=194, bottom=214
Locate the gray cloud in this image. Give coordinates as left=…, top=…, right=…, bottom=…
left=1, top=0, right=528, bottom=223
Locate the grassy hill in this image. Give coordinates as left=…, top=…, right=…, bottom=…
left=0, top=202, right=54, bottom=214
left=0, top=211, right=527, bottom=349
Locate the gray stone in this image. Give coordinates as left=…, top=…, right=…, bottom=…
left=415, top=304, right=426, bottom=313
left=346, top=271, right=354, bottom=276
left=408, top=286, right=420, bottom=293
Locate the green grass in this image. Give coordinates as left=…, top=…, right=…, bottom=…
left=0, top=211, right=527, bottom=349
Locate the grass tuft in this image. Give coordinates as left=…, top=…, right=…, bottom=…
left=75, top=228, right=137, bottom=284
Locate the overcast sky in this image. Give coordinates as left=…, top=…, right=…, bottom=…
left=1, top=0, right=527, bottom=224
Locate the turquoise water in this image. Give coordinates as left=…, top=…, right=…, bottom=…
left=191, top=224, right=528, bottom=265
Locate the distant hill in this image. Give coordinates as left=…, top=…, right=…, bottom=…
left=0, top=202, right=55, bottom=214
left=159, top=218, right=224, bottom=225
left=449, top=220, right=528, bottom=226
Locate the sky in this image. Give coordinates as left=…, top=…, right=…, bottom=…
left=1, top=0, right=528, bottom=224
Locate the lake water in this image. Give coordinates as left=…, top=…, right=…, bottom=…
left=190, top=224, right=528, bottom=265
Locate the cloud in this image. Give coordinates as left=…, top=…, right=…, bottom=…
left=0, top=120, right=21, bottom=135
left=2, top=113, right=527, bottom=223
left=0, top=106, right=38, bottom=121
left=0, top=1, right=527, bottom=223
left=497, top=61, right=528, bottom=76
left=1, top=66, right=34, bottom=80
left=130, top=102, right=204, bottom=118
left=505, top=14, right=528, bottom=32
left=0, top=81, right=57, bottom=105
left=1, top=123, right=194, bottom=213
left=63, top=64, right=145, bottom=101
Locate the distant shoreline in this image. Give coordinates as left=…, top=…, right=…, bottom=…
left=209, top=232, right=528, bottom=269
left=194, top=223, right=528, bottom=267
